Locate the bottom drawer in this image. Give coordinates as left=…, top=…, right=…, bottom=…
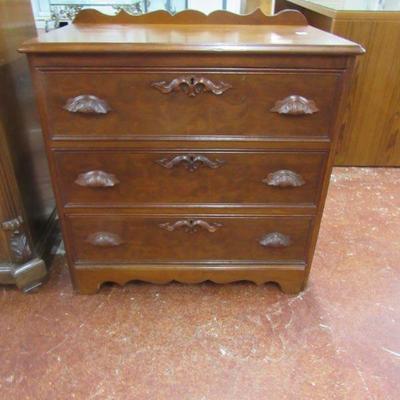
left=66, top=214, right=312, bottom=264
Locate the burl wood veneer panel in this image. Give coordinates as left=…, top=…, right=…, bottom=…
left=39, top=71, right=341, bottom=139
left=53, top=150, right=326, bottom=207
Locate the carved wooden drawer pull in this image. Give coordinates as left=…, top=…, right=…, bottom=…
left=151, top=75, right=232, bottom=97
left=75, top=170, right=120, bottom=188
left=86, top=232, right=123, bottom=247
left=259, top=232, right=291, bottom=248
left=160, top=219, right=222, bottom=233
left=262, top=170, right=305, bottom=187
left=270, top=95, right=319, bottom=115
left=64, top=95, right=111, bottom=114
left=156, top=154, right=224, bottom=172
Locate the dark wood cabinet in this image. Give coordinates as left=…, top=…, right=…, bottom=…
left=0, top=0, right=58, bottom=291
left=20, top=9, right=363, bottom=294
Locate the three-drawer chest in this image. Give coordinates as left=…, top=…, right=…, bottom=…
left=20, top=9, right=363, bottom=294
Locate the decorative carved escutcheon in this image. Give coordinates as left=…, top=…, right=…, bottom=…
left=262, top=170, right=305, bottom=187
left=75, top=170, right=120, bottom=188
left=270, top=95, right=319, bottom=115
left=151, top=75, right=232, bottom=97
left=159, top=219, right=222, bottom=233
left=86, top=232, right=123, bottom=247
left=1, top=216, right=32, bottom=263
left=64, top=95, right=111, bottom=114
left=156, top=154, right=225, bottom=172
left=259, top=232, right=291, bottom=248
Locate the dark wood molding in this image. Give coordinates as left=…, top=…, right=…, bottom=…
left=151, top=76, right=232, bottom=97
left=0, top=0, right=59, bottom=292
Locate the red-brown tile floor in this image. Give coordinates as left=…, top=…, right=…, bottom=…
left=1, top=167, right=400, bottom=400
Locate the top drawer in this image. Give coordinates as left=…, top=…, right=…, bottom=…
left=38, top=70, right=341, bottom=139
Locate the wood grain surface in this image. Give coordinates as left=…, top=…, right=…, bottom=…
left=276, top=0, right=400, bottom=166
left=19, top=9, right=363, bottom=55
left=53, top=150, right=326, bottom=207
left=66, top=214, right=313, bottom=264
left=39, top=70, right=341, bottom=138
left=22, top=8, right=361, bottom=293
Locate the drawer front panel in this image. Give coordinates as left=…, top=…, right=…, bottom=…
left=66, top=214, right=312, bottom=264
left=41, top=71, right=340, bottom=138
left=54, top=150, right=326, bottom=206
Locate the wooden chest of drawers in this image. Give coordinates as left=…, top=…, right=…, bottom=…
left=20, top=9, right=363, bottom=294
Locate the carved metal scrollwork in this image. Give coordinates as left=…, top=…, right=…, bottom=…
left=262, top=170, right=305, bottom=188
left=270, top=95, right=319, bottom=115
left=156, top=154, right=224, bottom=172
left=75, top=170, right=120, bottom=188
left=159, top=219, right=222, bottom=233
left=1, top=216, right=32, bottom=263
left=151, top=75, right=232, bottom=97
left=64, top=95, right=111, bottom=114
left=86, top=232, right=123, bottom=247
left=259, top=232, right=291, bottom=248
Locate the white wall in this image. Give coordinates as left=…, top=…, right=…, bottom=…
left=30, top=0, right=51, bottom=28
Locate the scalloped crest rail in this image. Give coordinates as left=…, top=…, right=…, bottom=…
left=73, top=8, right=308, bottom=26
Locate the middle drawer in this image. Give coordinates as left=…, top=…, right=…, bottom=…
left=53, top=150, right=326, bottom=207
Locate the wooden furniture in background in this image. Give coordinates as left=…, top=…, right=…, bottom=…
left=0, top=0, right=58, bottom=291
left=275, top=0, right=400, bottom=166
left=20, top=9, right=362, bottom=294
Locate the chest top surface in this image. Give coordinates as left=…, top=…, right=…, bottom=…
left=19, top=9, right=363, bottom=55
